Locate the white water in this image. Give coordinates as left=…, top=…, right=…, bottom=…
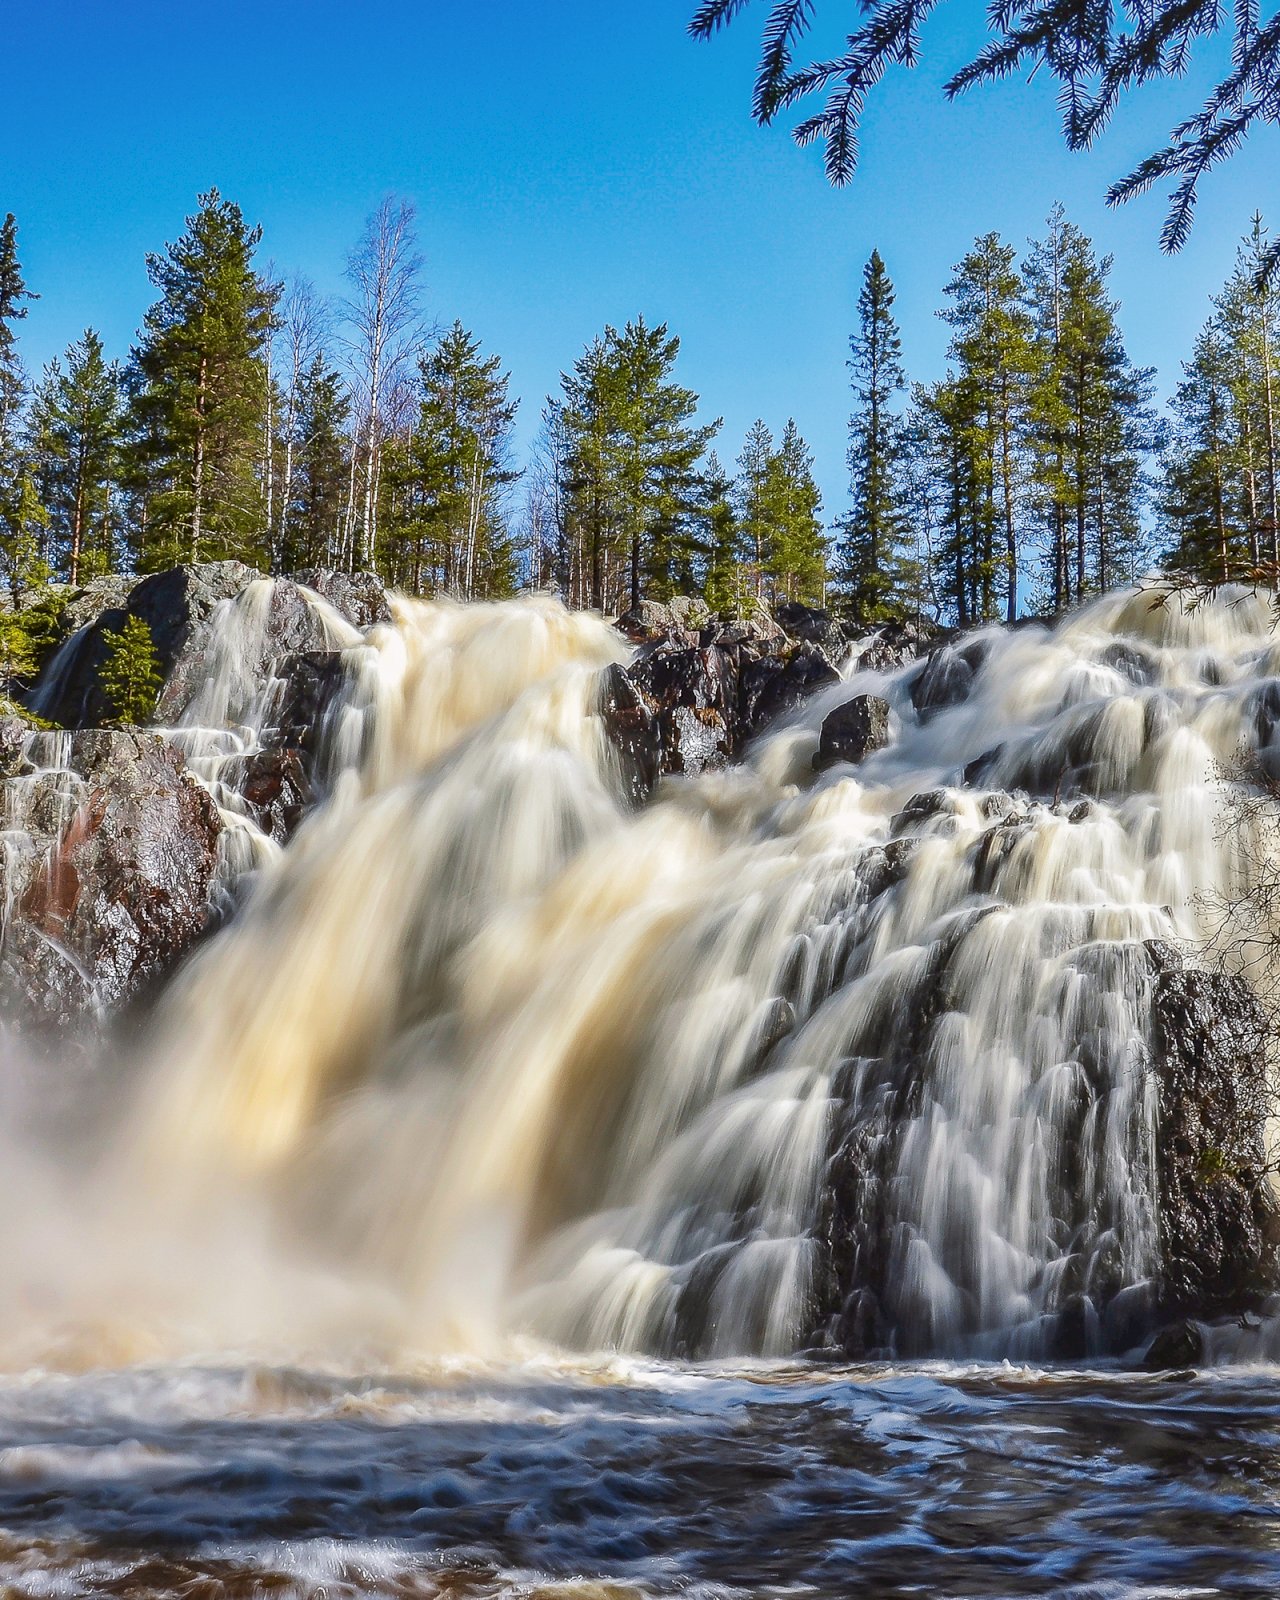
left=3, top=582, right=1280, bottom=1372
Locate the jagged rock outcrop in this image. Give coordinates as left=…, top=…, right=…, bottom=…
left=602, top=597, right=933, bottom=794
left=32, top=562, right=263, bottom=728
left=0, top=728, right=222, bottom=1033
left=28, top=563, right=388, bottom=730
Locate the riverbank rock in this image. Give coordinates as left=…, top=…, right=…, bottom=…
left=30, top=562, right=263, bottom=727
left=0, top=729, right=222, bottom=1033
left=27, top=563, right=387, bottom=731
left=1146, top=939, right=1280, bottom=1318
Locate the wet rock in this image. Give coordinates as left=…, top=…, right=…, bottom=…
left=739, top=645, right=840, bottom=742
left=661, top=705, right=730, bottom=777
left=852, top=621, right=927, bottom=674
left=32, top=561, right=263, bottom=728
left=910, top=636, right=991, bottom=720
left=813, top=695, right=891, bottom=772
left=157, top=574, right=360, bottom=724
left=1102, top=640, right=1155, bottom=685
left=890, top=789, right=958, bottom=833
left=1147, top=939, right=1280, bottom=1317
left=598, top=664, right=661, bottom=807
left=775, top=601, right=847, bottom=663
left=232, top=746, right=311, bottom=845
left=290, top=568, right=392, bottom=629
left=1143, top=1318, right=1204, bottom=1370
left=0, top=731, right=222, bottom=1031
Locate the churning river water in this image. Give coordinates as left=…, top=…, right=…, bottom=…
left=0, top=1355, right=1278, bottom=1598
left=16, top=582, right=1280, bottom=1595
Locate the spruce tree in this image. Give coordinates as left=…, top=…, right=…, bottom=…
left=735, top=419, right=774, bottom=599
left=0, top=214, right=36, bottom=497
left=29, top=330, right=124, bottom=583
left=384, top=322, right=520, bottom=597
left=100, top=615, right=164, bottom=726
left=0, top=467, right=51, bottom=603
left=761, top=420, right=827, bottom=603
left=941, top=233, right=1038, bottom=622
left=838, top=249, right=914, bottom=621
left=284, top=354, right=351, bottom=571
left=128, top=190, right=278, bottom=569
left=694, top=451, right=741, bottom=613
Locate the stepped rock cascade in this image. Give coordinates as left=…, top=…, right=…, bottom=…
left=2, top=583, right=1280, bottom=1365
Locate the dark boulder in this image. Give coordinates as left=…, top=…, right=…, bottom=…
left=1147, top=939, right=1280, bottom=1317
left=1143, top=1318, right=1204, bottom=1371
left=0, top=731, right=222, bottom=1031
left=231, top=746, right=312, bottom=845
left=661, top=705, right=731, bottom=777
left=31, top=561, right=263, bottom=728
left=910, top=636, right=991, bottom=720
left=739, top=644, right=840, bottom=742
left=774, top=600, right=847, bottom=663
left=813, top=694, right=891, bottom=772
left=157, top=574, right=364, bottom=724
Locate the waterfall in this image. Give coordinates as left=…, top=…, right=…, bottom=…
left=3, top=582, right=1279, bottom=1365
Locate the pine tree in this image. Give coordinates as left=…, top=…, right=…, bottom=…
left=1024, top=214, right=1159, bottom=605
left=838, top=250, right=915, bottom=620
left=1162, top=325, right=1243, bottom=579
left=29, top=330, right=124, bottom=583
left=1216, top=216, right=1280, bottom=567
left=941, top=233, right=1038, bottom=622
left=283, top=354, right=351, bottom=571
left=0, top=214, right=37, bottom=499
left=383, top=322, right=520, bottom=597
left=761, top=420, right=826, bottom=602
left=556, top=319, right=718, bottom=611
left=100, top=615, right=164, bottom=725
left=127, top=190, right=278, bottom=569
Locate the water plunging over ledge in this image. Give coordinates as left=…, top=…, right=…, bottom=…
left=2, top=581, right=1278, bottom=1374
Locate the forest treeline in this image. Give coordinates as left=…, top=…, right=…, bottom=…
left=0, top=191, right=1277, bottom=649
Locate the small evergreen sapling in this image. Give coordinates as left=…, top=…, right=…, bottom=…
left=100, top=616, right=163, bottom=726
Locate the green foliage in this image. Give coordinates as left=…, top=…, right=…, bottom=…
left=690, top=2, right=1280, bottom=272
left=29, top=329, right=124, bottom=584
left=381, top=321, right=521, bottom=598
left=281, top=354, right=350, bottom=572
left=554, top=318, right=720, bottom=611
left=1161, top=216, right=1280, bottom=584
left=127, top=189, right=278, bottom=570
left=100, top=615, right=164, bottom=726
left=837, top=250, right=918, bottom=621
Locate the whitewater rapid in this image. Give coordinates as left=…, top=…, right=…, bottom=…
left=3, top=581, right=1280, bottom=1371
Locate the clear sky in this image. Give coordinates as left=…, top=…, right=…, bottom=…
left=3, top=0, right=1277, bottom=516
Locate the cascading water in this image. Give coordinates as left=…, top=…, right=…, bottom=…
left=3, top=581, right=1280, bottom=1369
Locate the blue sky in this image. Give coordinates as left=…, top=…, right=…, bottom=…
left=3, top=0, right=1277, bottom=515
